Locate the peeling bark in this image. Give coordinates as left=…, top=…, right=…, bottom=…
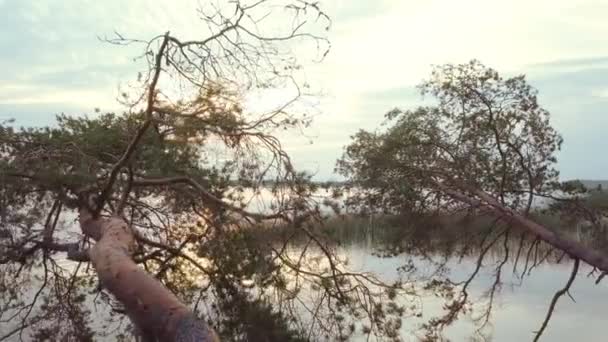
left=79, top=208, right=219, bottom=341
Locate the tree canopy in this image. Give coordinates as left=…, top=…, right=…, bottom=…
left=0, top=1, right=367, bottom=341
left=337, top=60, right=608, bottom=340
left=1, top=4, right=607, bottom=341
left=337, top=60, right=565, bottom=215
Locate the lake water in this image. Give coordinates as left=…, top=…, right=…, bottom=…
left=2, top=231, right=606, bottom=342
left=331, top=242, right=607, bottom=342
left=227, top=187, right=606, bottom=341
left=2, top=188, right=606, bottom=342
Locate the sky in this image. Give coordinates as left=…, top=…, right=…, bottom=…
left=1, top=0, right=608, bottom=181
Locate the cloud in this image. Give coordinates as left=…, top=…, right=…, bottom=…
left=521, top=65, right=608, bottom=180
left=591, top=88, right=608, bottom=98
left=528, top=56, right=608, bottom=74
left=1, top=0, right=608, bottom=180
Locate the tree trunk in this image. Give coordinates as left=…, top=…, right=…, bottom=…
left=79, top=208, right=219, bottom=341
left=439, top=183, right=608, bottom=273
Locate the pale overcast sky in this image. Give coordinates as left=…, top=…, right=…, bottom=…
left=1, top=0, right=608, bottom=180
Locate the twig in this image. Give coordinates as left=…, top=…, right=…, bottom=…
left=131, top=176, right=289, bottom=222
left=533, top=258, right=579, bottom=342
left=94, top=32, right=171, bottom=217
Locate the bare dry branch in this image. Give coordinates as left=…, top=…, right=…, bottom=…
left=533, top=258, right=579, bottom=342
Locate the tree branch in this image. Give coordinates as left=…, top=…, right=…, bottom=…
left=533, top=258, right=579, bottom=341
left=131, top=176, right=289, bottom=222
left=94, top=32, right=171, bottom=218
left=439, top=182, right=608, bottom=273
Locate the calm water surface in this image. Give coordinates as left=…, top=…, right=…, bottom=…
left=324, top=242, right=608, bottom=342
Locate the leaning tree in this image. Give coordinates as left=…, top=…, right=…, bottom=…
left=337, top=60, right=608, bottom=340
left=1, top=2, right=410, bottom=341
left=0, top=1, right=369, bottom=341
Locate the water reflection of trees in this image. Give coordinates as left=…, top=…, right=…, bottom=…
left=1, top=205, right=604, bottom=341
left=252, top=212, right=605, bottom=341
left=377, top=214, right=598, bottom=341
